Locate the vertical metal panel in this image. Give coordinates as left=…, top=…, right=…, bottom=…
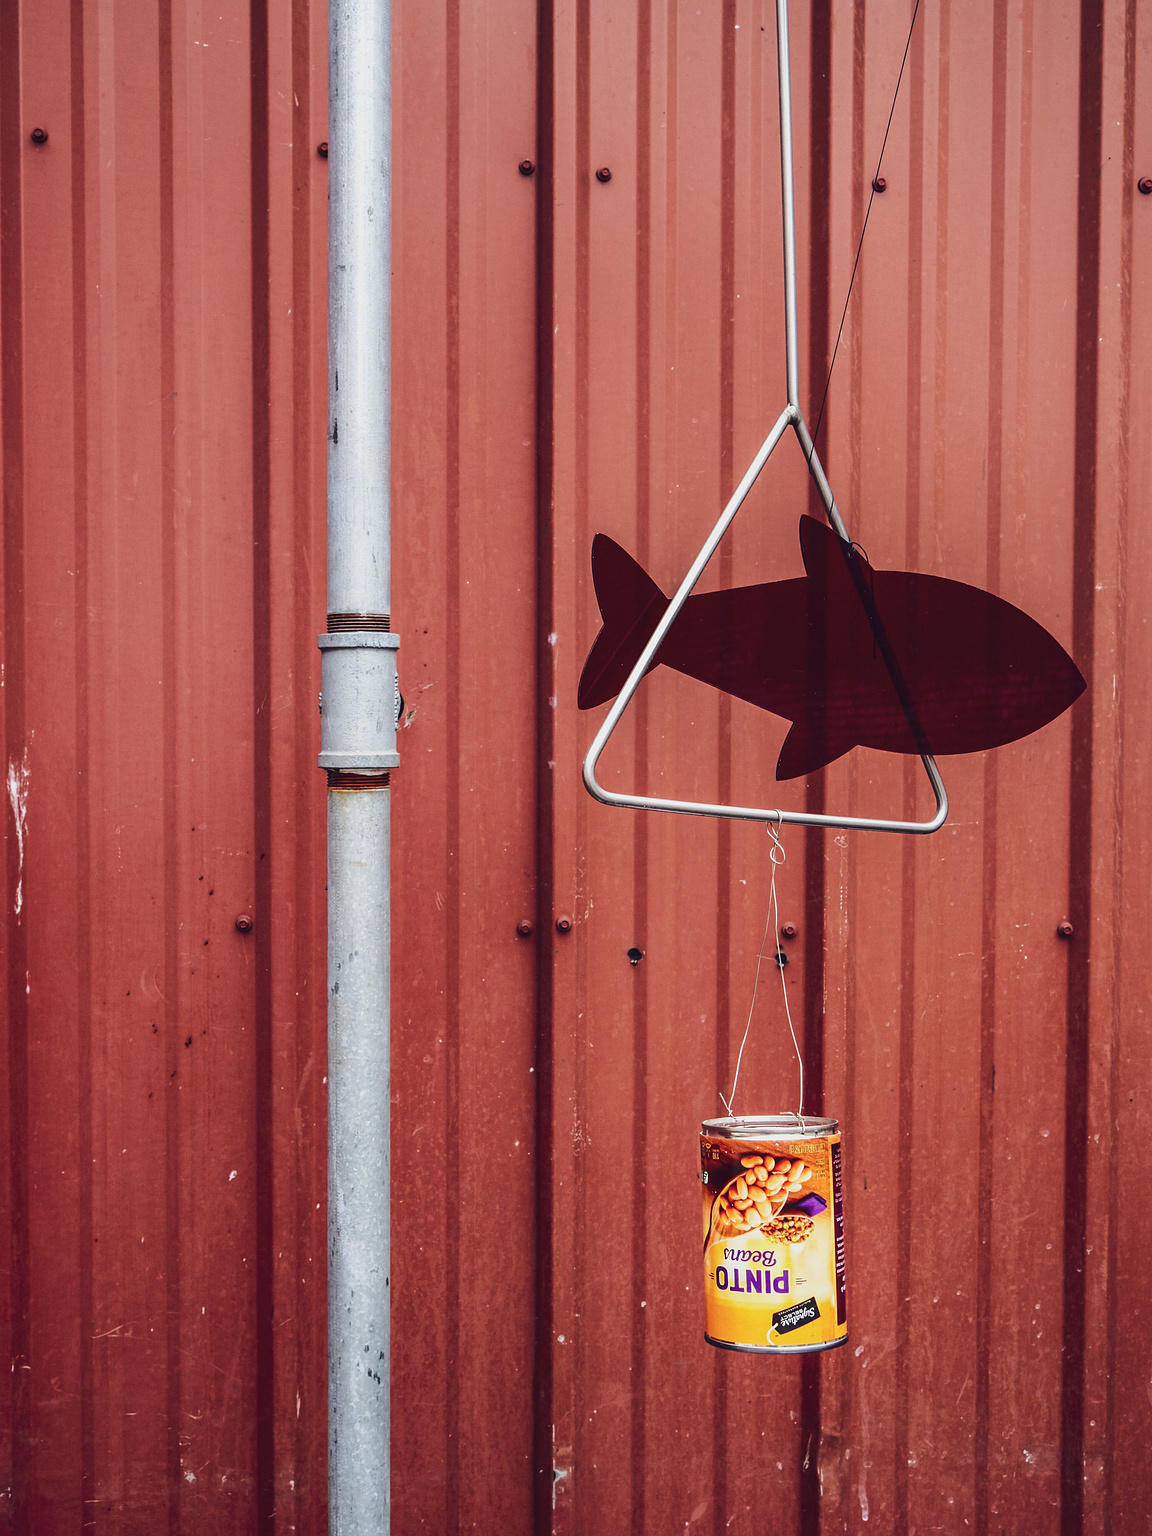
left=3, top=0, right=1151, bottom=1532
left=390, top=0, right=540, bottom=1531
left=1, top=0, right=329, bottom=1528
left=538, top=1, right=1149, bottom=1534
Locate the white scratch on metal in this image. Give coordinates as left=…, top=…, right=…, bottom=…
left=7, top=752, right=29, bottom=916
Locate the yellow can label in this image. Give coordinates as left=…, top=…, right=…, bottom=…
left=701, top=1132, right=847, bottom=1351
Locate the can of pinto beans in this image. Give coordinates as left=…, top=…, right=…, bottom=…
left=701, top=1116, right=847, bottom=1354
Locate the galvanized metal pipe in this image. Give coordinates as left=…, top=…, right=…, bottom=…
left=324, top=0, right=396, bottom=1529
left=328, top=0, right=392, bottom=627
left=775, top=0, right=801, bottom=410
left=326, top=789, right=392, bottom=1531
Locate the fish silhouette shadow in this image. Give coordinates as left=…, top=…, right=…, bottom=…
left=578, top=516, right=1086, bottom=781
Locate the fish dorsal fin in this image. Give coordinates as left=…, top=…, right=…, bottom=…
left=798, top=513, right=865, bottom=589
left=577, top=535, right=670, bottom=709
left=796, top=513, right=885, bottom=667
left=774, top=517, right=883, bottom=778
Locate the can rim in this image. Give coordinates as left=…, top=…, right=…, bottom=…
left=701, top=1115, right=838, bottom=1139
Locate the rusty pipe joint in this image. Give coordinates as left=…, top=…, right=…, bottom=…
left=318, top=630, right=401, bottom=772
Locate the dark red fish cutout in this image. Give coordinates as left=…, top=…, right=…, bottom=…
left=578, top=516, right=1086, bottom=781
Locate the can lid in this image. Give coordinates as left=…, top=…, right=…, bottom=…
left=702, top=1115, right=838, bottom=1140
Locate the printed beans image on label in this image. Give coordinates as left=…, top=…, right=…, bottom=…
left=700, top=1117, right=847, bottom=1354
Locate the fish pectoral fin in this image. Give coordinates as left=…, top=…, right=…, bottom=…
left=775, top=713, right=858, bottom=781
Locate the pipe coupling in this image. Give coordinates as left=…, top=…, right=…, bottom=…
left=317, top=630, right=401, bottom=772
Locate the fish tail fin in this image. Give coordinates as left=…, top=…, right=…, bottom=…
left=577, top=535, right=670, bottom=709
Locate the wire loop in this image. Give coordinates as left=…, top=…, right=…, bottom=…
left=720, top=822, right=804, bottom=1120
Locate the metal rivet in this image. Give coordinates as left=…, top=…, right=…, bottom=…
left=595, top=167, right=612, bottom=183
left=555, top=915, right=573, bottom=934
left=519, top=159, right=536, bottom=176
left=318, top=142, right=329, bottom=158
left=1057, top=920, right=1074, bottom=939
left=627, top=947, right=644, bottom=966
left=1139, top=177, right=1152, bottom=195
left=235, top=914, right=254, bottom=933
left=780, top=922, right=797, bottom=939
left=872, top=175, right=886, bottom=193
left=516, top=919, right=534, bottom=938
left=30, top=128, right=48, bottom=145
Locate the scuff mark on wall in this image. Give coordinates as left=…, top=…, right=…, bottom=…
left=7, top=751, right=29, bottom=916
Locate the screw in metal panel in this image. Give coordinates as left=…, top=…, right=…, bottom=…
left=235, top=914, right=254, bottom=933
left=516, top=919, right=534, bottom=938
left=627, top=947, right=644, bottom=966
left=780, top=922, right=797, bottom=939
left=1138, top=177, right=1152, bottom=195
left=555, top=915, right=573, bottom=934
left=1057, top=920, right=1074, bottom=939
left=595, top=167, right=612, bottom=183
left=872, top=176, right=886, bottom=193
left=30, top=128, right=48, bottom=145
left=318, top=142, right=328, bottom=158
left=519, top=159, right=536, bottom=176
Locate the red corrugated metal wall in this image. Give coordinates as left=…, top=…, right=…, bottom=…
left=1, top=0, right=330, bottom=1527
left=2, top=0, right=1151, bottom=1532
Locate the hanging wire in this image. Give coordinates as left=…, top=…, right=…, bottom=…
left=720, top=5, right=925, bottom=1123
left=720, top=819, right=803, bottom=1119
left=807, top=0, right=922, bottom=462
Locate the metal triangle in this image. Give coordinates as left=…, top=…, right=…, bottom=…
left=580, top=0, right=948, bottom=836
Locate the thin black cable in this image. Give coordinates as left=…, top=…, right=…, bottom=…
left=807, top=0, right=921, bottom=462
